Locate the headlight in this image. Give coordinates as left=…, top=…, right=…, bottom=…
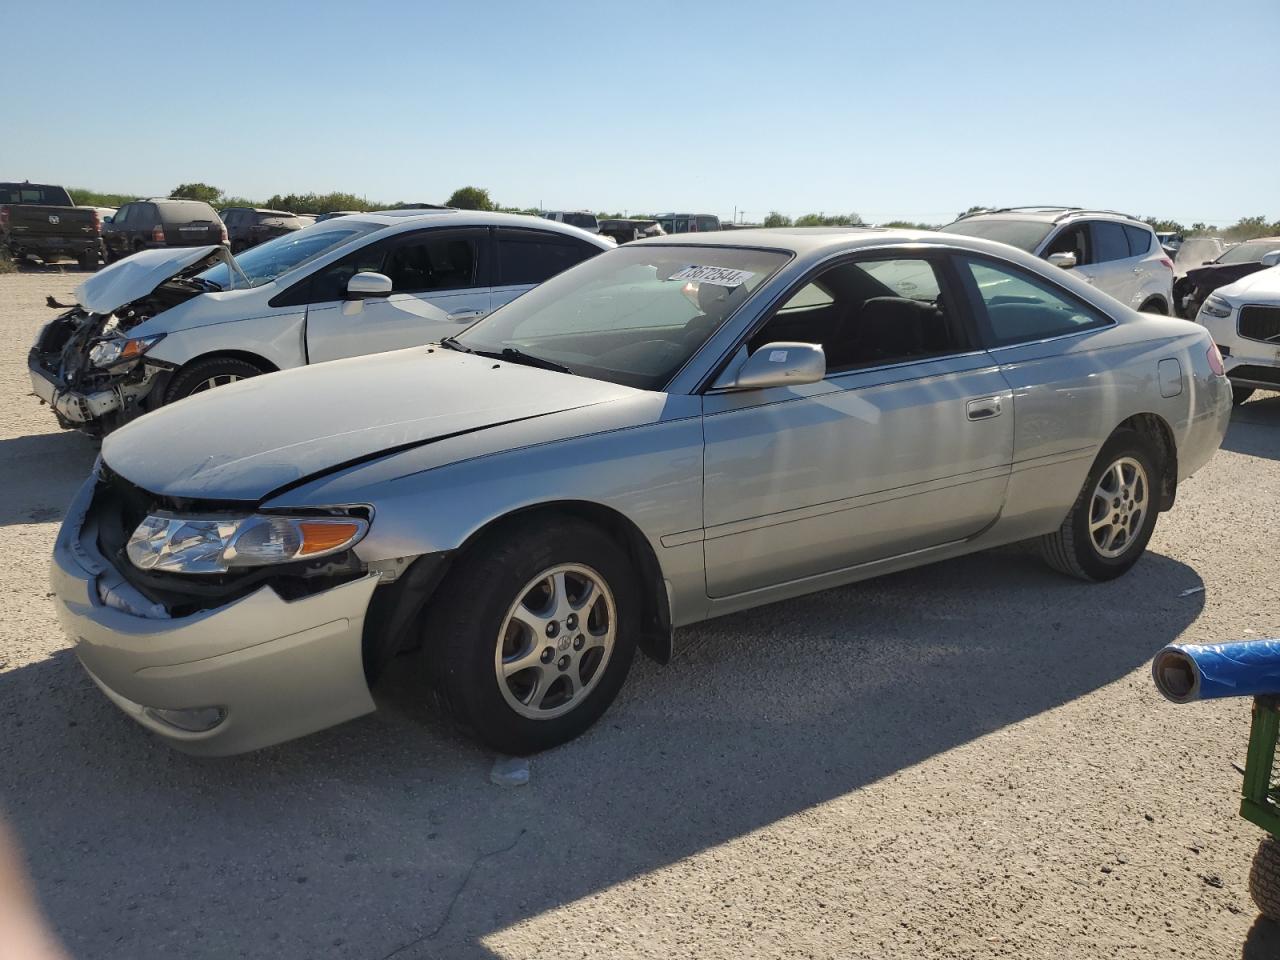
left=1199, top=295, right=1233, bottom=320
left=89, top=333, right=165, bottom=368
left=126, top=512, right=368, bottom=574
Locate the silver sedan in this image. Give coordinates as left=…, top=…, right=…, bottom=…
left=50, top=228, right=1232, bottom=755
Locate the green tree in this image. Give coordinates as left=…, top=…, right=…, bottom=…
left=881, top=220, right=939, bottom=230
left=445, top=186, right=495, bottom=211
left=1143, top=217, right=1186, bottom=234
left=762, top=211, right=792, bottom=228
left=956, top=205, right=991, bottom=220
left=170, top=183, right=222, bottom=205
left=794, top=212, right=864, bottom=227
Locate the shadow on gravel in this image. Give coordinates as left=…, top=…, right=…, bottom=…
left=0, top=540, right=1207, bottom=959
left=0, top=431, right=97, bottom=525
left=1223, top=393, right=1280, bottom=461
left=1242, top=915, right=1280, bottom=958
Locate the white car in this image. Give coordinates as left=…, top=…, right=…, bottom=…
left=29, top=211, right=612, bottom=434
left=940, top=207, right=1175, bottom=314
left=1195, top=264, right=1280, bottom=405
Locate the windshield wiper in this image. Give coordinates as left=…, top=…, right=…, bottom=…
left=474, top=347, right=572, bottom=374
left=439, top=336, right=472, bottom=353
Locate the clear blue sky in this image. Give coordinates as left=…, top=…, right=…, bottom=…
left=5, top=0, right=1277, bottom=225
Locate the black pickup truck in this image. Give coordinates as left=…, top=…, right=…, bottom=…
left=0, top=182, right=102, bottom=269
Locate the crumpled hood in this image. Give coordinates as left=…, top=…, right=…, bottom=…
left=101, top=347, right=640, bottom=502
left=75, top=245, right=235, bottom=314
left=1217, top=264, right=1280, bottom=302
left=1184, top=260, right=1267, bottom=293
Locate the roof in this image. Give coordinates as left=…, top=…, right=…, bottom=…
left=628, top=225, right=1076, bottom=270
left=951, top=206, right=1148, bottom=227
left=321, top=209, right=615, bottom=248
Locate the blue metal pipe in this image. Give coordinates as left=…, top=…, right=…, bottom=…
left=1153, top=640, right=1280, bottom=703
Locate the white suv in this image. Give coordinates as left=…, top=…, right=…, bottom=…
left=1195, top=263, right=1280, bottom=405
left=941, top=207, right=1175, bottom=313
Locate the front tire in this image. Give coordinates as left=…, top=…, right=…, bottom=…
left=164, top=357, right=264, bottom=403
left=1040, top=428, right=1161, bottom=581
left=1233, top=386, right=1256, bottom=406
left=423, top=517, right=638, bottom=755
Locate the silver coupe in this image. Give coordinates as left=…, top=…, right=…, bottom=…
left=51, top=227, right=1232, bottom=755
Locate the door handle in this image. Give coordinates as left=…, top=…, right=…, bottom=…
left=1132, top=268, right=1144, bottom=275
left=966, top=396, right=1002, bottom=421
left=447, top=309, right=485, bottom=322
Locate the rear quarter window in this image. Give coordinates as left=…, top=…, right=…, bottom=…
left=1123, top=225, right=1153, bottom=256
left=497, top=231, right=599, bottom=286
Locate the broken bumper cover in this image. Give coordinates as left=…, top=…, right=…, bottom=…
left=29, top=360, right=121, bottom=424
left=28, top=353, right=161, bottom=428
left=51, top=471, right=380, bottom=755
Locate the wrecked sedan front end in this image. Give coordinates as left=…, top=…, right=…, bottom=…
left=49, top=346, right=650, bottom=754
left=27, top=245, right=239, bottom=435
left=53, top=459, right=383, bottom=754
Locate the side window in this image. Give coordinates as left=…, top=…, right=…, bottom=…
left=496, top=230, right=596, bottom=286
left=750, top=256, right=967, bottom=373
left=1043, top=224, right=1090, bottom=264
left=1124, top=225, right=1152, bottom=257
left=305, top=243, right=388, bottom=303
left=672, top=219, right=690, bottom=233
left=113, top=204, right=131, bottom=224
left=962, top=258, right=1111, bottom=346
left=1092, top=222, right=1130, bottom=262
left=696, top=216, right=719, bottom=232
left=383, top=230, right=486, bottom=293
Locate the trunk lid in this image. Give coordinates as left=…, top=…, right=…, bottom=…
left=4, top=204, right=97, bottom=239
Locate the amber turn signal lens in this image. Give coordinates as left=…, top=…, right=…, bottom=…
left=297, top=520, right=364, bottom=556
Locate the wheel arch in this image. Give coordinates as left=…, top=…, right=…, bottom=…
left=457, top=500, right=673, bottom=665
left=154, top=350, right=279, bottom=407
left=1114, top=412, right=1177, bottom=511
left=365, top=499, right=674, bottom=679
left=1137, top=294, right=1169, bottom=315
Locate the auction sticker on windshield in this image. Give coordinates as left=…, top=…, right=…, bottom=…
left=668, top=265, right=755, bottom=287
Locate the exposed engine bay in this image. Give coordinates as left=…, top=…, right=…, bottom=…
left=28, top=254, right=223, bottom=435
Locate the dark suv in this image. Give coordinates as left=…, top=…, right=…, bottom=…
left=220, top=207, right=308, bottom=253
left=102, top=199, right=226, bottom=261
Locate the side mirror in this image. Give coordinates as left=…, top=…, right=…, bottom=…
left=347, top=272, right=392, bottom=299
left=1047, top=252, right=1077, bottom=270
left=712, top=342, right=825, bottom=391
left=102, top=216, right=113, bottom=224
left=1260, top=251, right=1280, bottom=268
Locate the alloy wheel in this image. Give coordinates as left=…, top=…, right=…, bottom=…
left=494, top=563, right=617, bottom=720
left=1089, top=456, right=1148, bottom=559
left=187, top=374, right=241, bottom=395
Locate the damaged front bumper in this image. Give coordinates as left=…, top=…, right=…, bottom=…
left=28, top=357, right=156, bottom=428
left=51, top=468, right=382, bottom=755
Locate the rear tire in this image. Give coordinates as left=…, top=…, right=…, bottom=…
left=423, top=516, right=638, bottom=755
left=1138, top=297, right=1168, bottom=315
left=164, top=357, right=264, bottom=403
left=1040, top=428, right=1161, bottom=581
left=1250, top=836, right=1280, bottom=923
left=1233, top=386, right=1256, bottom=406
left=78, top=249, right=97, bottom=271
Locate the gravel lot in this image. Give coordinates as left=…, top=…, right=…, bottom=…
left=2, top=268, right=1279, bottom=959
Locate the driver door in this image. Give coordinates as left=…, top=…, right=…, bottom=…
left=305, top=227, right=493, bottom=363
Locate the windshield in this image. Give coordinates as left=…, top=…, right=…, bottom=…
left=1217, top=240, right=1280, bottom=265
left=455, top=244, right=790, bottom=389
left=938, top=218, right=1054, bottom=252
left=197, top=221, right=384, bottom=288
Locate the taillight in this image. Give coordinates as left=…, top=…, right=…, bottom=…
left=151, top=224, right=165, bottom=243
left=1207, top=344, right=1225, bottom=377
left=0, top=207, right=8, bottom=228
left=1160, top=257, right=1174, bottom=270
left=219, top=224, right=228, bottom=244
left=90, top=209, right=101, bottom=235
